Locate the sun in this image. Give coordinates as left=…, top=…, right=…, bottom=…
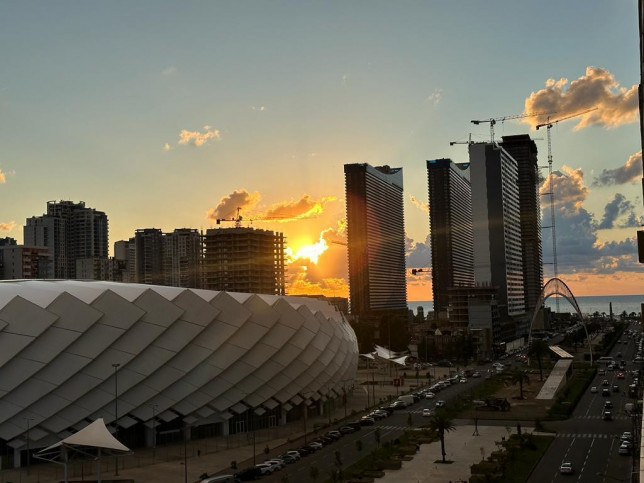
left=285, top=238, right=329, bottom=265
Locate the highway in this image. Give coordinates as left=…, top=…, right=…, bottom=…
left=529, top=323, right=640, bottom=483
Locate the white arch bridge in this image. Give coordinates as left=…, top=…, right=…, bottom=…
left=528, top=277, right=593, bottom=365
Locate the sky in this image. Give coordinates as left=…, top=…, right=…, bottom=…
left=1, top=1, right=643, bottom=299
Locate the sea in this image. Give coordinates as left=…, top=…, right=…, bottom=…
left=408, top=294, right=644, bottom=317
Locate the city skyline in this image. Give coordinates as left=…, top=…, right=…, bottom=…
left=1, top=1, right=643, bottom=299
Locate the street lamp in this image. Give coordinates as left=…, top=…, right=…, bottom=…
left=152, top=404, right=158, bottom=460
left=24, top=417, right=34, bottom=476
left=112, top=363, right=120, bottom=476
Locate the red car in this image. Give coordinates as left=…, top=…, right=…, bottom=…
left=617, top=372, right=625, bottom=379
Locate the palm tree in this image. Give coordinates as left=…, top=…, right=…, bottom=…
left=428, top=411, right=455, bottom=463
left=505, top=369, right=530, bottom=399
left=528, top=339, right=549, bottom=381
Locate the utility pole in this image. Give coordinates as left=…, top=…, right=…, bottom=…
left=112, top=363, right=120, bottom=476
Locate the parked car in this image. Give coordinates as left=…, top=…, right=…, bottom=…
left=425, top=392, right=436, bottom=399
left=255, top=463, right=275, bottom=475
left=235, top=467, right=263, bottom=481
left=422, top=408, right=433, bottom=417
left=286, top=450, right=302, bottom=460
left=360, top=416, right=375, bottom=426
left=339, top=426, right=356, bottom=435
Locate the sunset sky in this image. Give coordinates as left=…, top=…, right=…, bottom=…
left=1, top=1, right=642, bottom=299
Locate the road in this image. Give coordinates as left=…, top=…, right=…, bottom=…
left=529, top=323, right=640, bottom=483
left=259, top=368, right=493, bottom=482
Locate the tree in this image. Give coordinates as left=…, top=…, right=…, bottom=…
left=505, top=369, right=530, bottom=399
left=428, top=411, right=455, bottom=463
left=528, top=339, right=549, bottom=381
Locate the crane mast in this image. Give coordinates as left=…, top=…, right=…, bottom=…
left=536, top=107, right=597, bottom=311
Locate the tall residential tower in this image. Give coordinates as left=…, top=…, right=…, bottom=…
left=344, top=164, right=407, bottom=316
left=426, top=158, right=474, bottom=319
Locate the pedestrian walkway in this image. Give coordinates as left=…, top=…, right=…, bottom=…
left=379, top=425, right=532, bottom=483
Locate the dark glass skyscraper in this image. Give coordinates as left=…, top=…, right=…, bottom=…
left=501, top=135, right=543, bottom=315
left=426, top=159, right=474, bottom=319
left=344, top=164, right=407, bottom=316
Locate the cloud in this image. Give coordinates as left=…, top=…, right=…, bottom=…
left=539, top=166, right=588, bottom=211
left=262, top=195, right=337, bottom=221
left=342, top=74, right=350, bottom=85
left=425, top=89, right=442, bottom=104
left=287, top=276, right=349, bottom=297
left=0, top=169, right=5, bottom=183
left=206, top=188, right=261, bottom=221
left=539, top=168, right=642, bottom=275
left=409, top=195, right=429, bottom=213
left=178, top=125, right=220, bottom=147
left=598, top=193, right=640, bottom=229
left=0, top=221, right=16, bottom=231
left=162, top=143, right=172, bottom=151
left=251, top=106, right=266, bottom=111
left=523, top=67, right=638, bottom=129
left=406, top=235, right=431, bottom=273
left=593, top=151, right=642, bottom=186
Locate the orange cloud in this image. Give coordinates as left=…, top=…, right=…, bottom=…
left=287, top=277, right=349, bottom=298
left=0, top=169, right=5, bottom=184
left=178, top=125, right=220, bottom=147
left=523, top=67, right=638, bottom=129
left=557, top=271, right=644, bottom=297
left=0, top=221, right=16, bottom=231
left=539, top=166, right=588, bottom=211
left=206, top=188, right=261, bottom=221
left=594, top=151, right=642, bottom=186
left=409, top=195, right=428, bottom=213
left=263, top=195, right=337, bottom=222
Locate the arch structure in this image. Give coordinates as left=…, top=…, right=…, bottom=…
left=528, top=277, right=593, bottom=365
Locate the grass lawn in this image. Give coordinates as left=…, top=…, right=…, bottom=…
left=498, top=435, right=555, bottom=483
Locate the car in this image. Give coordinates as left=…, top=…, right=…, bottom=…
left=436, top=400, right=445, bottom=408
left=590, top=386, right=598, bottom=393
left=360, top=416, right=375, bottom=426
left=255, top=463, right=275, bottom=475
left=369, top=411, right=386, bottom=421
left=326, top=430, right=342, bottom=440
left=603, top=411, right=612, bottom=421
left=598, top=369, right=606, bottom=376
left=276, top=455, right=297, bottom=464
left=602, top=379, right=610, bottom=386
left=602, top=388, right=610, bottom=396
left=621, top=431, right=633, bottom=441
left=422, top=408, right=433, bottom=417
left=235, top=466, right=264, bottom=481
left=425, top=392, right=436, bottom=399
left=378, top=406, right=394, bottom=415
left=201, top=475, right=239, bottom=483
left=613, top=385, right=620, bottom=393
left=339, top=426, right=356, bottom=435
left=285, top=450, right=302, bottom=460
left=460, top=378, right=468, bottom=383
left=617, top=372, right=625, bottom=379
left=297, top=446, right=313, bottom=456
left=471, top=371, right=481, bottom=378
left=264, top=459, right=285, bottom=470
left=560, top=462, right=574, bottom=474
left=392, top=401, right=407, bottom=409
left=345, top=421, right=362, bottom=431
left=605, top=400, right=613, bottom=408
left=619, top=443, right=631, bottom=455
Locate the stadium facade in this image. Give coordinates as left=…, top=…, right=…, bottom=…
left=0, top=280, right=358, bottom=466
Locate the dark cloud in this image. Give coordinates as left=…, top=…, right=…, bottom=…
left=406, top=235, right=431, bottom=271
left=523, top=67, right=638, bottom=129
left=593, top=151, right=642, bottom=186
left=598, top=193, right=638, bottom=229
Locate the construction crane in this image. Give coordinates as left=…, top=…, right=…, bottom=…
left=216, top=207, right=244, bottom=228
left=449, top=134, right=473, bottom=146
left=410, top=268, right=430, bottom=275
left=535, top=107, right=598, bottom=310
left=471, top=111, right=556, bottom=143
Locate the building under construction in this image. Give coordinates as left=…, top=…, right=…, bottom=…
left=203, top=227, right=286, bottom=295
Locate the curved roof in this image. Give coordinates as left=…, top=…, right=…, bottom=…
left=0, top=280, right=358, bottom=451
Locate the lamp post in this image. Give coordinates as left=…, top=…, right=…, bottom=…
left=24, top=417, right=34, bottom=476
left=112, top=363, right=120, bottom=476
left=152, top=404, right=158, bottom=460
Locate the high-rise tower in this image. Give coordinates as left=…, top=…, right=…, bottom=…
left=344, top=164, right=407, bottom=316
left=469, top=143, right=525, bottom=319
left=24, top=200, right=108, bottom=279
left=500, top=135, right=543, bottom=314
left=426, top=158, right=474, bottom=318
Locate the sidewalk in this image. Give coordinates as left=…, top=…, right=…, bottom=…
left=379, top=425, right=533, bottom=483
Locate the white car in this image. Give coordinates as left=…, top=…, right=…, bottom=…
left=590, top=386, right=597, bottom=393
left=436, top=400, right=445, bottom=408
left=424, top=392, right=435, bottom=399
left=422, top=408, right=433, bottom=417
left=560, top=462, right=574, bottom=474
left=255, top=463, right=275, bottom=475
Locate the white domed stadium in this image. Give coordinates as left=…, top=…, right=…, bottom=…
left=0, top=280, right=358, bottom=464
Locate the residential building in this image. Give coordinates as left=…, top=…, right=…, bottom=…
left=203, top=227, right=285, bottom=295
left=500, top=135, right=543, bottom=315
left=24, top=200, right=108, bottom=279
left=426, top=158, right=474, bottom=318
left=344, top=163, right=407, bottom=316
left=162, top=228, right=203, bottom=288
left=0, top=245, right=53, bottom=279
left=469, top=143, right=526, bottom=320
left=133, top=228, right=164, bottom=285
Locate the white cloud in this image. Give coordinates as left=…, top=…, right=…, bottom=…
left=0, top=168, right=5, bottom=184
left=425, top=89, right=442, bottom=104
left=251, top=106, right=266, bottom=111
left=593, top=151, right=642, bottom=186
left=162, top=143, right=171, bottom=151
